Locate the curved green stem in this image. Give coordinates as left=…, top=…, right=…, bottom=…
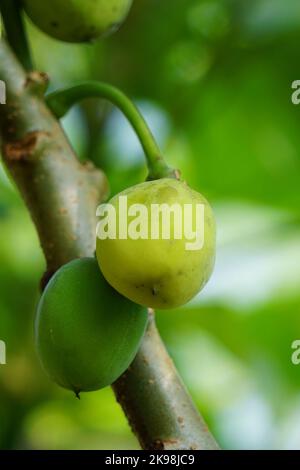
left=46, top=81, right=177, bottom=181
left=0, top=0, right=33, bottom=71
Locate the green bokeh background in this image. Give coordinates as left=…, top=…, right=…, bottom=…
left=1, top=0, right=300, bottom=449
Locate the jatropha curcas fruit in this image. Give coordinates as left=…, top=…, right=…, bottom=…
left=96, top=178, right=216, bottom=310
left=23, top=0, right=133, bottom=43
left=36, top=258, right=148, bottom=396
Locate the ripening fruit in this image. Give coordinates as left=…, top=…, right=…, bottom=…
left=23, top=0, right=133, bottom=43
left=96, top=178, right=216, bottom=309
left=36, top=258, right=147, bottom=395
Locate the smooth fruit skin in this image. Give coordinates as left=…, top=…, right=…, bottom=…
left=23, top=0, right=133, bottom=43
left=36, top=258, right=147, bottom=394
left=96, top=178, right=216, bottom=309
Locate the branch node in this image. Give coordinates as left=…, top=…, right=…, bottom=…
left=25, top=71, right=49, bottom=95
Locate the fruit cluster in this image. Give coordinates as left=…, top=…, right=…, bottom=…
left=37, top=179, right=215, bottom=395
left=31, top=1, right=216, bottom=396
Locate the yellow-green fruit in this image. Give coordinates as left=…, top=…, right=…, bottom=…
left=36, top=258, right=147, bottom=395
left=23, top=0, right=133, bottom=43
left=96, top=178, right=216, bottom=309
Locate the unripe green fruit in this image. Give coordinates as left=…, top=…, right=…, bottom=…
left=96, top=178, right=216, bottom=309
left=36, top=258, right=147, bottom=395
left=23, top=0, right=133, bottom=43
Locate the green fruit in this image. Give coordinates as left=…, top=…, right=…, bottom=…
left=96, top=178, right=216, bottom=309
left=23, top=0, right=133, bottom=43
left=36, top=258, right=147, bottom=395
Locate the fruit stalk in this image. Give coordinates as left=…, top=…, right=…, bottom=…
left=0, top=39, right=219, bottom=450
left=0, top=0, right=33, bottom=71
left=46, top=82, right=177, bottom=181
